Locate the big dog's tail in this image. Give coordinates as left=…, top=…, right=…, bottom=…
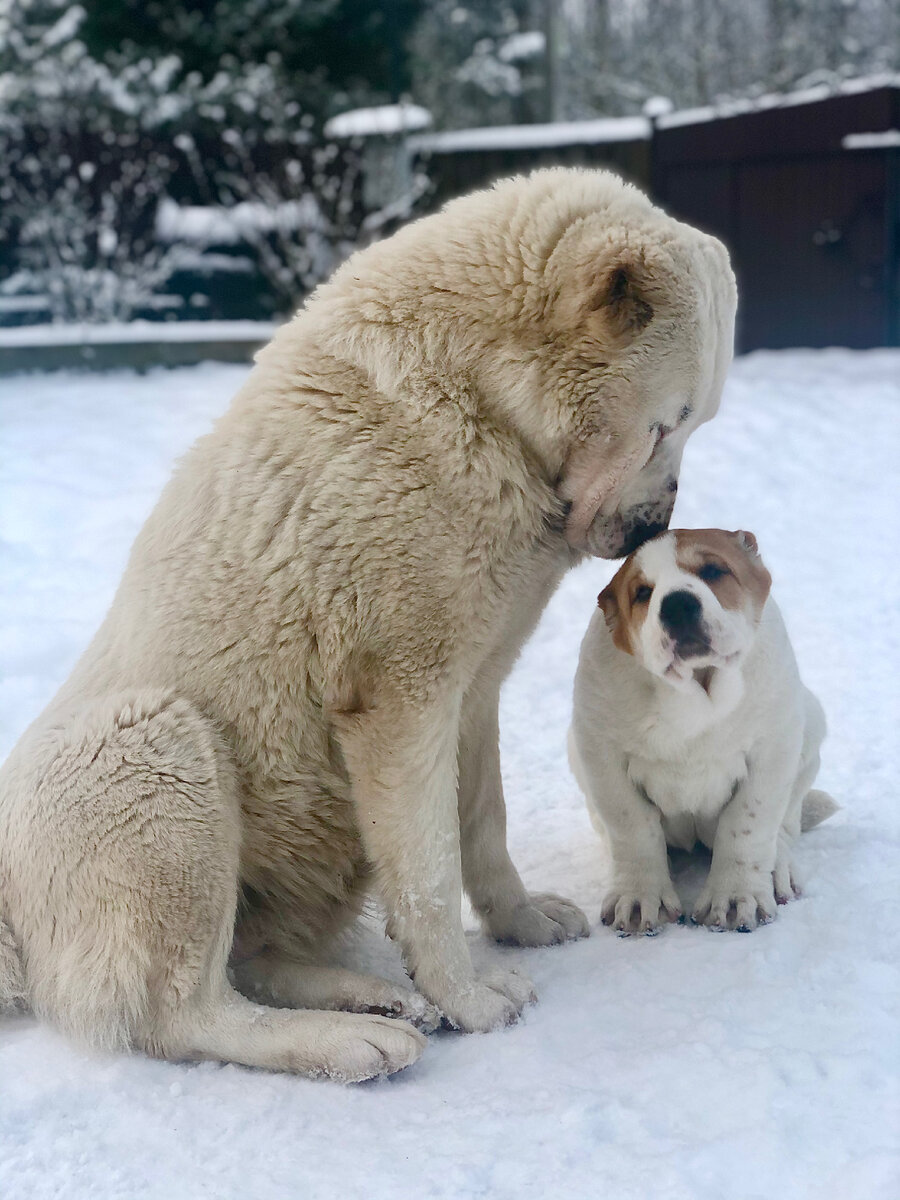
left=801, top=789, right=840, bottom=832
left=0, top=910, right=26, bottom=1012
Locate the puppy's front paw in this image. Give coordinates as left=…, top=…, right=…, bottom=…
left=601, top=879, right=681, bottom=935
left=489, top=893, right=590, bottom=947
left=772, top=852, right=803, bottom=905
left=438, top=969, right=537, bottom=1033
left=692, top=873, right=777, bottom=931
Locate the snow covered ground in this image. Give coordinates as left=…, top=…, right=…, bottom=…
left=1, top=349, right=898, bottom=1200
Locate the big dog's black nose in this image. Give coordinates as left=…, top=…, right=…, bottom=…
left=659, top=590, right=702, bottom=635
left=620, top=521, right=668, bottom=557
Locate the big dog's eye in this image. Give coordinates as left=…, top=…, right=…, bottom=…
left=698, top=562, right=729, bottom=583
left=633, top=584, right=653, bottom=604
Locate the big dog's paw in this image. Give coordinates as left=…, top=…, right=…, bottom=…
left=438, top=969, right=537, bottom=1033
left=321, top=1015, right=427, bottom=1083
left=692, top=874, right=777, bottom=931
left=356, top=983, right=442, bottom=1033
left=489, top=893, right=590, bottom=947
left=601, top=880, right=682, bottom=935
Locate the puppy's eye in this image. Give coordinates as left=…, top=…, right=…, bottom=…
left=633, top=584, right=653, bottom=604
left=698, top=562, right=729, bottom=583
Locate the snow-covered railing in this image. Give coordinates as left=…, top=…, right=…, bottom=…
left=657, top=72, right=900, bottom=130
left=408, top=72, right=900, bottom=152
left=408, top=116, right=650, bottom=155
left=0, top=320, right=279, bottom=374
left=842, top=130, right=900, bottom=151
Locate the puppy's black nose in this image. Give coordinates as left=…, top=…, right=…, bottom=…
left=659, top=590, right=702, bottom=635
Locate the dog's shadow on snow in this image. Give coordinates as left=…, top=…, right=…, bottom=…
left=328, top=838, right=716, bottom=987
left=667, top=845, right=714, bottom=912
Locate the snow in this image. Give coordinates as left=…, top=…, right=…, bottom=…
left=324, top=104, right=432, bottom=140
left=155, top=196, right=326, bottom=246
left=0, top=321, right=278, bottom=348
left=1, top=349, right=899, bottom=1199
left=409, top=115, right=650, bottom=154
left=657, top=71, right=900, bottom=129
left=497, top=31, right=545, bottom=64
left=408, top=74, right=900, bottom=154
left=643, top=95, right=675, bottom=119
left=843, top=130, right=900, bottom=150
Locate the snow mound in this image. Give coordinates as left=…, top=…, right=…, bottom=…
left=1, top=350, right=898, bottom=1199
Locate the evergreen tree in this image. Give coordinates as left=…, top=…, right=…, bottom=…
left=78, top=0, right=424, bottom=122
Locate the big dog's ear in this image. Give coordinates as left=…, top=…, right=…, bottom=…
left=589, top=258, right=654, bottom=341
left=545, top=228, right=662, bottom=345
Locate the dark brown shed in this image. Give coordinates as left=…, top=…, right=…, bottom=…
left=408, top=79, right=900, bottom=351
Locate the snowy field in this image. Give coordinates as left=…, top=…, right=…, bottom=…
left=1, top=349, right=898, bottom=1200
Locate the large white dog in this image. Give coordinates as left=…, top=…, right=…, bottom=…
left=0, top=168, right=736, bottom=1080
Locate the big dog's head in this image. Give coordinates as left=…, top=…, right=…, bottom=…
left=312, top=168, right=736, bottom=559
left=598, top=529, right=772, bottom=689
left=541, top=178, right=736, bottom=557
left=466, top=170, right=738, bottom=558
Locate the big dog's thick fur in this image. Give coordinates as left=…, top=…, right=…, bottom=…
left=0, top=169, right=736, bottom=1080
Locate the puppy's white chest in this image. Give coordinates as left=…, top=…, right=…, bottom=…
left=629, top=749, right=748, bottom=850
left=626, top=676, right=750, bottom=849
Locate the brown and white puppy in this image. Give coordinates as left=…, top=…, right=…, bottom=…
left=569, top=529, right=837, bottom=934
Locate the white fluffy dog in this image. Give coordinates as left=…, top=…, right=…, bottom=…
left=569, top=529, right=837, bottom=935
left=0, top=169, right=736, bottom=1079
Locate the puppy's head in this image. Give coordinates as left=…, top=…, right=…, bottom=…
left=598, top=529, right=771, bottom=689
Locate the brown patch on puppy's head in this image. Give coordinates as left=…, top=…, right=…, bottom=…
left=673, top=529, right=771, bottom=623
left=598, top=555, right=654, bottom=656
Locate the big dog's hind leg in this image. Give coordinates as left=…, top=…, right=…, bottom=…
left=233, top=952, right=440, bottom=1031
left=20, top=693, right=424, bottom=1080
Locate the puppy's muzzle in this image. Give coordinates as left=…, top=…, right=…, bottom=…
left=659, top=590, right=710, bottom=657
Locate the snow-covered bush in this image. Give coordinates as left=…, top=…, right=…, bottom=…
left=0, top=1, right=419, bottom=323
left=0, top=4, right=188, bottom=321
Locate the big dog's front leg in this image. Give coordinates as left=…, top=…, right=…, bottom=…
left=458, top=681, right=589, bottom=946
left=336, top=692, right=535, bottom=1032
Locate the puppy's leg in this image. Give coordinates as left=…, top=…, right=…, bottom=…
left=458, top=683, right=588, bottom=946
left=336, top=692, right=535, bottom=1033
left=570, top=732, right=680, bottom=934
left=18, top=693, right=423, bottom=1080
left=774, top=696, right=827, bottom=902
left=693, top=736, right=802, bottom=930
left=233, top=952, right=440, bottom=1031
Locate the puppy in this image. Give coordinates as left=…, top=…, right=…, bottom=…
left=569, top=529, right=836, bottom=934
left=0, top=169, right=736, bottom=1080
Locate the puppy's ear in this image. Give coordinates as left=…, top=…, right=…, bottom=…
left=598, top=585, right=619, bottom=631
left=589, top=257, right=654, bottom=342
left=731, top=530, right=759, bottom=556
left=729, top=530, right=772, bottom=611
